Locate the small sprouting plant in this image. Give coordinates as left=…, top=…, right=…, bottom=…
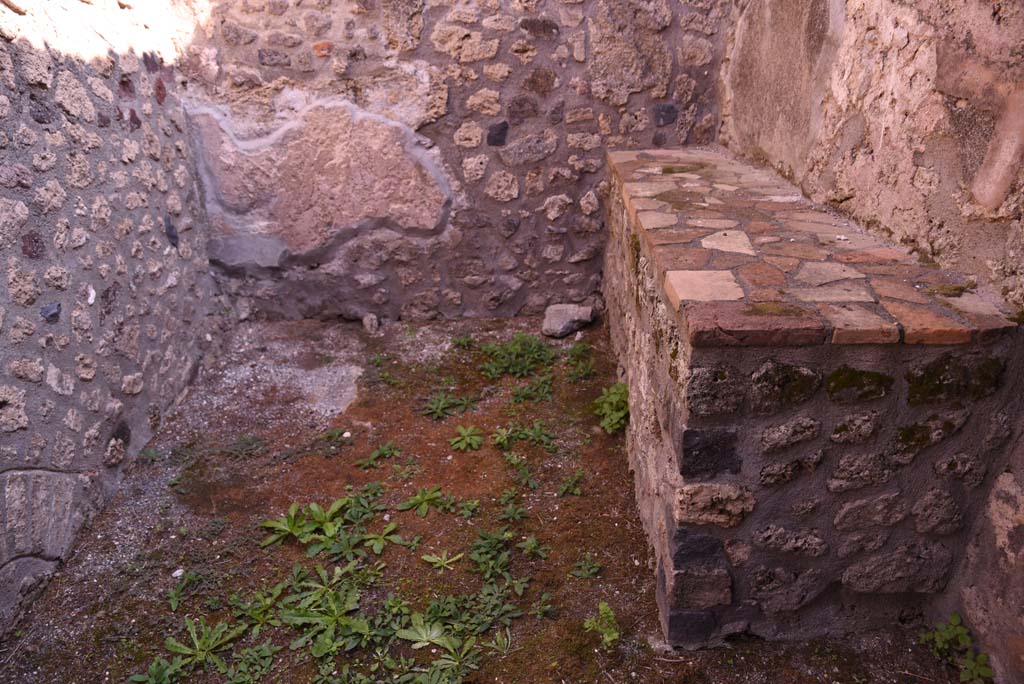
left=567, top=342, right=596, bottom=382
left=499, top=503, right=527, bottom=522
left=569, top=554, right=603, bottom=579
left=511, top=374, right=553, bottom=404
left=356, top=442, right=401, bottom=470
left=558, top=469, right=585, bottom=497
left=164, top=618, right=247, bottom=672
left=593, top=383, right=629, bottom=434
left=224, top=643, right=281, bottom=684
left=453, top=335, right=475, bottom=350
left=483, top=628, right=513, bottom=656
left=457, top=500, right=480, bottom=519
left=450, top=425, right=485, bottom=452
left=515, top=536, right=550, bottom=559
left=363, top=522, right=402, bottom=555
left=529, top=592, right=553, bottom=619
left=397, top=486, right=445, bottom=517
left=504, top=452, right=538, bottom=490
left=167, top=571, right=199, bottom=612
left=224, top=435, right=266, bottom=459
left=583, top=602, right=620, bottom=651
left=421, top=550, right=464, bottom=572
left=920, top=614, right=994, bottom=683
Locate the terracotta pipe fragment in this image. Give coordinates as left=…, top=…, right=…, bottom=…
left=971, top=88, right=1024, bottom=212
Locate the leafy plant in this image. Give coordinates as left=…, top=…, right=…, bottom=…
left=450, top=425, right=484, bottom=452
left=529, top=592, right=553, bottom=619
left=504, top=453, right=538, bottom=490
left=363, top=522, right=402, bottom=555
left=480, top=334, right=556, bottom=379
left=164, top=618, right=248, bottom=672
left=224, top=435, right=266, bottom=459
left=515, top=536, right=550, bottom=559
left=558, top=469, right=585, bottom=497
left=230, top=583, right=284, bottom=637
left=511, top=374, right=553, bottom=404
left=567, top=343, right=596, bottom=382
left=570, top=554, right=603, bottom=579
left=499, top=503, right=527, bottom=522
left=457, top=500, right=480, bottom=519
left=224, top=643, right=281, bottom=684
left=422, top=550, right=464, bottom=572
left=453, top=335, right=475, bottom=350
left=483, top=628, right=513, bottom=656
left=167, top=571, right=198, bottom=612
left=259, top=503, right=312, bottom=547
left=920, top=614, right=994, bottom=684
left=129, top=657, right=185, bottom=684
left=422, top=392, right=459, bottom=421
left=593, top=383, right=629, bottom=434
left=397, top=486, right=445, bottom=517
left=356, top=442, right=402, bottom=470
left=583, top=602, right=620, bottom=651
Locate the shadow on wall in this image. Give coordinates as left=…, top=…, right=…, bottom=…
left=174, top=0, right=731, bottom=322
left=0, top=0, right=223, bottom=634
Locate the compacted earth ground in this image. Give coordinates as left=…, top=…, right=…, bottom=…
left=0, top=318, right=960, bottom=684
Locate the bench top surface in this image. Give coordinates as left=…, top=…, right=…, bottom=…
left=609, top=147, right=1021, bottom=347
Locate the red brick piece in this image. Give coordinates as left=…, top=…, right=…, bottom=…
left=880, top=300, right=972, bottom=345
left=683, top=301, right=829, bottom=347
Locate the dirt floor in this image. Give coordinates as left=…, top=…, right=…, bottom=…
left=0, top=318, right=961, bottom=684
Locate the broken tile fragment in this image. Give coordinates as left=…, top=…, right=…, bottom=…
left=664, top=270, right=744, bottom=308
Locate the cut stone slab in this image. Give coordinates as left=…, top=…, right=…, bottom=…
left=637, top=211, right=679, bottom=230
left=684, top=302, right=829, bottom=347
left=818, top=304, right=900, bottom=344
left=790, top=282, right=875, bottom=303
left=794, top=261, right=865, bottom=286
left=880, top=300, right=972, bottom=345
left=665, top=271, right=744, bottom=308
left=541, top=304, right=595, bottom=338
left=701, top=230, right=755, bottom=255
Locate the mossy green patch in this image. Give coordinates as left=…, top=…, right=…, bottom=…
left=826, top=366, right=894, bottom=403
left=906, top=354, right=1002, bottom=406
left=928, top=282, right=976, bottom=298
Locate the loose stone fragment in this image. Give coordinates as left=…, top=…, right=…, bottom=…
left=540, top=304, right=593, bottom=338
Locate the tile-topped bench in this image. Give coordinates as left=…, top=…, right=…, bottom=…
left=602, top=147, right=1024, bottom=646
